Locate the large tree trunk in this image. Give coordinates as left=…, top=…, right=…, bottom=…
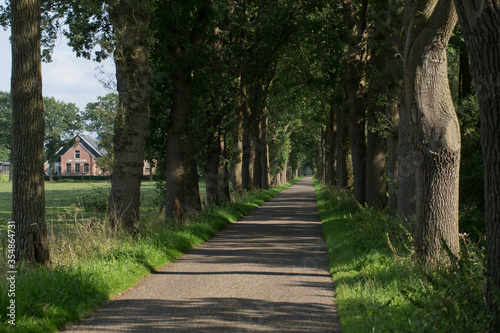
left=337, top=90, right=350, bottom=188
left=165, top=66, right=190, bottom=218
left=11, top=0, right=49, bottom=265
left=366, top=52, right=388, bottom=208
left=242, top=95, right=255, bottom=190
left=405, top=0, right=460, bottom=266
left=261, top=106, right=271, bottom=190
left=205, top=126, right=221, bottom=206
left=164, top=2, right=209, bottom=220
left=342, top=0, right=368, bottom=204
left=385, top=13, right=403, bottom=212
left=397, top=80, right=416, bottom=217
left=232, top=75, right=245, bottom=193
left=252, top=106, right=263, bottom=189
left=327, top=106, right=337, bottom=185
left=218, top=133, right=231, bottom=202
left=108, top=0, right=151, bottom=233
left=453, top=1, right=500, bottom=329
left=184, top=127, right=202, bottom=213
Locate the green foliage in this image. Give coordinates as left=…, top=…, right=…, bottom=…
left=82, top=94, right=117, bottom=173
left=82, top=93, right=117, bottom=154
left=457, top=95, right=484, bottom=241
left=0, top=91, right=12, bottom=162
left=81, top=185, right=109, bottom=213
left=44, top=97, right=82, bottom=177
left=401, top=237, right=492, bottom=333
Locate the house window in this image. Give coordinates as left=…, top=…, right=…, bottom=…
left=66, top=163, right=71, bottom=173
left=75, top=163, right=80, bottom=173
left=84, top=163, right=89, bottom=173
left=75, top=150, right=80, bottom=159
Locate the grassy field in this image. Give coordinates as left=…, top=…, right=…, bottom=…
left=0, top=181, right=161, bottom=229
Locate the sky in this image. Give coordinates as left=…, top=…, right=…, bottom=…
left=0, top=5, right=115, bottom=110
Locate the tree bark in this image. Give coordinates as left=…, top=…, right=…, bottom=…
left=327, top=105, right=337, bottom=185
left=218, top=133, right=231, bottom=202
left=107, top=0, right=151, bottom=233
left=337, top=91, right=349, bottom=188
left=232, top=74, right=245, bottom=193
left=165, top=65, right=190, bottom=218
left=242, top=95, right=254, bottom=190
left=397, top=80, right=416, bottom=217
left=405, top=0, right=460, bottom=266
left=11, top=0, right=50, bottom=265
left=252, top=106, right=263, bottom=189
left=366, top=52, right=388, bottom=208
left=164, top=1, right=210, bottom=219
left=205, top=125, right=220, bottom=206
left=261, top=106, right=271, bottom=190
left=342, top=0, right=368, bottom=204
left=453, top=1, right=500, bottom=329
left=385, top=7, right=404, bottom=212
left=184, top=126, right=202, bottom=213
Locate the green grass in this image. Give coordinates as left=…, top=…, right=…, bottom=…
left=0, top=178, right=298, bottom=332
left=0, top=181, right=159, bottom=227
left=314, top=178, right=491, bottom=332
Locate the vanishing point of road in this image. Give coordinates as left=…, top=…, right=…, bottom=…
left=63, top=176, right=341, bottom=332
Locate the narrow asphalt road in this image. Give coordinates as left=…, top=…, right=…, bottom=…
left=63, top=176, right=341, bottom=332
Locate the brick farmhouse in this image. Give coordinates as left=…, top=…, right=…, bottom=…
left=46, top=134, right=154, bottom=176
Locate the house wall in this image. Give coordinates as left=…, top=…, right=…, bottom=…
left=60, top=141, right=104, bottom=176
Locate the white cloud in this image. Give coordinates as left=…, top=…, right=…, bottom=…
left=0, top=23, right=115, bottom=110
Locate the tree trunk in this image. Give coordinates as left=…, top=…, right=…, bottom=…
left=232, top=74, right=245, bottom=193
left=242, top=95, right=254, bottom=190
left=165, top=65, right=190, bottom=218
left=397, top=79, right=416, bottom=217
left=453, top=1, right=500, bottom=328
left=337, top=90, right=350, bottom=189
left=327, top=106, right=337, bottom=185
left=385, top=15, right=403, bottom=212
left=164, top=0, right=209, bottom=221
left=316, top=141, right=324, bottom=181
left=184, top=127, right=202, bottom=213
left=366, top=52, right=388, bottom=208
left=342, top=0, right=368, bottom=204
left=405, top=0, right=460, bottom=266
left=11, top=0, right=49, bottom=265
left=205, top=126, right=220, bottom=206
left=281, top=164, right=287, bottom=184
left=261, top=106, right=271, bottom=190
left=252, top=106, right=263, bottom=189
left=218, top=133, right=231, bottom=202
left=108, top=0, right=150, bottom=233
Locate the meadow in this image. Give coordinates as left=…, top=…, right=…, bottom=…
left=0, top=180, right=159, bottom=230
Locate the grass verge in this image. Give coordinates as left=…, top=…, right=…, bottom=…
left=314, top=178, right=491, bottom=332
left=0, top=178, right=298, bottom=333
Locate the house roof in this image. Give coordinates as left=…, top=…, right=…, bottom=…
left=56, top=134, right=108, bottom=158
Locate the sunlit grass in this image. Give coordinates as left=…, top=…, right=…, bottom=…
left=314, top=178, right=491, bottom=332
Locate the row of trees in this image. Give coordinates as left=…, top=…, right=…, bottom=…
left=3, top=0, right=500, bottom=329
left=305, top=0, right=500, bottom=327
